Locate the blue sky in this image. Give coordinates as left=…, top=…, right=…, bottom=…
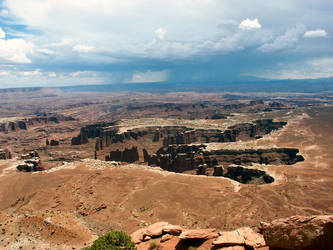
left=0, top=0, right=332, bottom=88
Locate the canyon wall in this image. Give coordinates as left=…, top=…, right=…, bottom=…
left=0, top=115, right=75, bottom=133
left=147, top=145, right=304, bottom=176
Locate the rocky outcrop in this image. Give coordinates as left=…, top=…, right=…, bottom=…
left=133, top=215, right=332, bottom=249
left=17, top=151, right=43, bottom=172
left=16, top=158, right=43, bottom=172
left=132, top=222, right=265, bottom=249
left=71, top=119, right=286, bottom=150
left=161, top=119, right=286, bottom=146
left=147, top=145, right=304, bottom=176
left=0, top=149, right=12, bottom=160
left=206, top=148, right=304, bottom=165
left=260, top=215, right=333, bottom=250
left=131, top=222, right=180, bottom=244
left=105, top=147, right=139, bottom=163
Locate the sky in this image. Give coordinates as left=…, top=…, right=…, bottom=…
left=0, top=0, right=332, bottom=88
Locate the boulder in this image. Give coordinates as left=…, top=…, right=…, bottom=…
left=179, top=228, right=218, bottom=240
left=260, top=215, right=333, bottom=250
left=145, top=221, right=169, bottom=237
left=213, top=230, right=244, bottom=247
left=237, top=227, right=265, bottom=248
left=131, top=228, right=146, bottom=244
left=163, top=224, right=183, bottom=235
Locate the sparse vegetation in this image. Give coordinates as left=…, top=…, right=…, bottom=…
left=148, top=239, right=161, bottom=250
left=83, top=230, right=136, bottom=250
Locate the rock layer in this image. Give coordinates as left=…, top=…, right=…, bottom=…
left=147, top=145, right=304, bottom=173
left=71, top=119, right=286, bottom=148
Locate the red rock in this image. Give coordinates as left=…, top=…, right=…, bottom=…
left=213, top=230, right=244, bottom=246
left=145, top=221, right=169, bottom=237
left=260, top=215, right=333, bottom=250
left=179, top=228, right=218, bottom=240
left=131, top=228, right=146, bottom=244
left=237, top=227, right=265, bottom=248
left=163, top=224, right=183, bottom=235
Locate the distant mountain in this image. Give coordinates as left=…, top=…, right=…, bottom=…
left=59, top=77, right=333, bottom=94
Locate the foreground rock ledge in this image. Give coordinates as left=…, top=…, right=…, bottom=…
left=131, top=215, right=333, bottom=249
left=260, top=215, right=333, bottom=250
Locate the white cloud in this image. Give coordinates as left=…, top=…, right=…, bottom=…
left=0, top=28, right=6, bottom=39
left=304, top=29, right=327, bottom=38
left=0, top=0, right=332, bottom=87
left=259, top=24, right=306, bottom=52
left=239, top=18, right=261, bottom=30
left=23, top=69, right=41, bottom=76
left=0, top=9, right=9, bottom=17
left=129, top=70, right=168, bottom=83
left=0, top=71, right=9, bottom=76
left=0, top=38, right=34, bottom=63
left=3, top=0, right=330, bottom=62
left=39, top=48, right=54, bottom=54
left=155, top=28, right=166, bottom=40
left=48, top=72, right=56, bottom=77
left=72, top=44, right=95, bottom=52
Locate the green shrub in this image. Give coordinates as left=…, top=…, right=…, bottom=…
left=84, top=230, right=136, bottom=250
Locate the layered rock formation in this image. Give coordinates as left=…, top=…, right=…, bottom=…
left=147, top=145, right=304, bottom=174
left=161, top=119, right=286, bottom=146
left=71, top=122, right=116, bottom=145
left=0, top=115, right=74, bottom=133
left=105, top=147, right=139, bottom=163
left=71, top=119, right=286, bottom=149
left=131, top=215, right=333, bottom=250
left=0, top=149, right=12, bottom=160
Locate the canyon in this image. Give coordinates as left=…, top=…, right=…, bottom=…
left=0, top=88, right=332, bottom=249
